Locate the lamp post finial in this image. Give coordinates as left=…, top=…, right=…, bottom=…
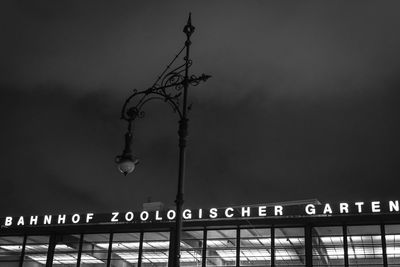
left=183, top=13, right=195, bottom=37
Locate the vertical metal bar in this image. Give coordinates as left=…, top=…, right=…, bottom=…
left=202, top=228, right=207, bottom=267
left=271, top=226, right=275, bottom=267
left=169, top=228, right=175, bottom=267
left=76, top=234, right=83, bottom=267
left=19, top=235, right=27, bottom=267
left=236, top=226, right=240, bottom=267
left=305, top=225, right=313, bottom=267
left=343, top=225, right=349, bottom=267
left=46, top=235, right=56, bottom=267
left=381, top=224, right=388, bottom=267
left=106, top=233, right=113, bottom=267
left=138, top=231, right=144, bottom=267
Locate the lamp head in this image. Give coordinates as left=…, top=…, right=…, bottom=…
left=116, top=130, right=139, bottom=176
left=116, top=155, right=139, bottom=176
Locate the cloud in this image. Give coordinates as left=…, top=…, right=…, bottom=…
left=1, top=1, right=400, bottom=216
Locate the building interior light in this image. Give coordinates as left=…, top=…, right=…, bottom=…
left=2, top=233, right=400, bottom=264
left=0, top=244, right=49, bottom=252
left=96, top=241, right=201, bottom=264
left=240, top=249, right=271, bottom=261
left=318, top=234, right=399, bottom=259
left=27, top=254, right=103, bottom=265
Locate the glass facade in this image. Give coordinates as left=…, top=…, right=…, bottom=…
left=0, top=235, right=23, bottom=266
left=23, top=235, right=50, bottom=266
left=142, top=231, right=170, bottom=266
left=181, top=231, right=203, bottom=266
left=240, top=228, right=270, bottom=266
left=206, top=229, right=236, bottom=266
left=347, top=225, right=383, bottom=266
left=1, top=223, right=400, bottom=266
left=386, top=225, right=400, bottom=266
left=81, top=234, right=110, bottom=266
left=275, top=227, right=305, bottom=266
left=312, top=226, right=344, bottom=266
left=110, top=232, right=140, bottom=266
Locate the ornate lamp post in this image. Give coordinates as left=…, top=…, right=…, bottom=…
left=115, top=14, right=210, bottom=267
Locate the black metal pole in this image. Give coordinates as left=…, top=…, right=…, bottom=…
left=305, top=225, right=313, bottom=267
left=117, top=13, right=209, bottom=267
left=343, top=225, right=349, bottom=267
left=381, top=224, right=388, bottom=267
left=171, top=13, right=194, bottom=267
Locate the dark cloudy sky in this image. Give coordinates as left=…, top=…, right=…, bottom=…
left=1, top=1, right=399, bottom=216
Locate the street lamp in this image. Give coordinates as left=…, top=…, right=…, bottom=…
left=115, top=14, right=210, bottom=267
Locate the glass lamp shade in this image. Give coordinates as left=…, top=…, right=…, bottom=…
left=116, top=158, right=136, bottom=176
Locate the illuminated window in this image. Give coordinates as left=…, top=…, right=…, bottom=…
left=385, top=224, right=400, bottom=266
left=347, top=225, right=383, bottom=266
left=240, top=228, right=271, bottom=266
left=52, top=234, right=80, bottom=266
left=0, top=236, right=24, bottom=266
left=275, top=227, right=305, bottom=266
left=22, top=235, right=50, bottom=266
left=142, top=232, right=170, bottom=267
left=206, top=229, right=236, bottom=266
left=80, top=234, right=110, bottom=266
left=181, top=230, right=203, bottom=266
left=110, top=232, right=141, bottom=266
left=312, top=226, right=344, bottom=266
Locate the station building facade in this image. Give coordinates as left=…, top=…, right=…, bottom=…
left=1, top=200, right=400, bottom=267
